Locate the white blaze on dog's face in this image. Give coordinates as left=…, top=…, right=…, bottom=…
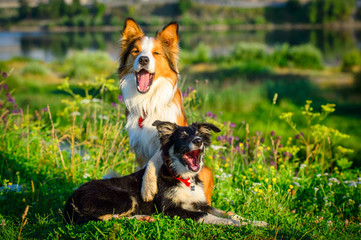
left=119, top=18, right=179, bottom=94
left=152, top=121, right=221, bottom=179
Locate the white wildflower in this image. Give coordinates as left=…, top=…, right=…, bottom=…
left=92, top=98, right=101, bottom=103
left=344, top=181, right=349, bottom=184
left=314, top=187, right=319, bottom=192
left=210, top=145, right=226, bottom=150
left=342, top=196, right=347, bottom=199
left=293, top=182, right=300, bottom=187
left=293, top=177, right=300, bottom=181
left=80, top=99, right=90, bottom=104
left=323, top=197, right=328, bottom=200
left=98, top=115, right=108, bottom=120
left=300, top=164, right=307, bottom=169
left=70, top=111, right=81, bottom=116
left=328, top=178, right=340, bottom=184
left=83, top=173, right=90, bottom=179
left=253, top=183, right=261, bottom=186
left=328, top=183, right=333, bottom=186
left=215, top=174, right=220, bottom=178
left=82, top=155, right=90, bottom=161
left=324, top=173, right=329, bottom=176
left=348, top=181, right=357, bottom=187
left=316, top=174, right=322, bottom=178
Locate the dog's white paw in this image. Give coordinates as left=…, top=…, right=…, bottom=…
left=251, top=220, right=269, bottom=227
left=230, top=214, right=269, bottom=227
left=200, top=214, right=240, bottom=227
left=141, top=181, right=158, bottom=202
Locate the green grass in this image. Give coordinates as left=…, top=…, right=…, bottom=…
left=1, top=51, right=361, bottom=239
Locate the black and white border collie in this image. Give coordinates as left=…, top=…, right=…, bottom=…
left=64, top=121, right=268, bottom=227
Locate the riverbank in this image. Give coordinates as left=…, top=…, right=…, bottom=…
left=1, top=21, right=361, bottom=33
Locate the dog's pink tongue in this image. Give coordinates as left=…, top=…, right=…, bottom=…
left=138, top=70, right=150, bottom=92
left=190, top=160, right=200, bottom=171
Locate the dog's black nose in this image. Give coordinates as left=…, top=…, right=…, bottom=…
left=192, top=137, right=202, bottom=147
left=138, top=56, right=149, bottom=66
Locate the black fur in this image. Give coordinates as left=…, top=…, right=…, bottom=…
left=64, top=122, right=221, bottom=224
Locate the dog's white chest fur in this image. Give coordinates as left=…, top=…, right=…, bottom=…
left=166, top=181, right=206, bottom=211
left=120, top=74, right=180, bottom=166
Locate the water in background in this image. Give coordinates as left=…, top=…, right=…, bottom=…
left=0, top=28, right=360, bottom=65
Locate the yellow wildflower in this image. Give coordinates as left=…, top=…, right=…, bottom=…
left=289, top=185, right=294, bottom=189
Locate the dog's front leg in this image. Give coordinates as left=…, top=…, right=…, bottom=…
left=141, top=150, right=163, bottom=202
left=209, top=207, right=269, bottom=227
left=165, top=207, right=239, bottom=226
left=198, top=205, right=268, bottom=227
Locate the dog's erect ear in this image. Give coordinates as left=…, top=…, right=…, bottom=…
left=122, top=18, right=144, bottom=42
left=194, top=123, right=221, bottom=134
left=156, top=22, right=179, bottom=49
left=152, top=121, right=178, bottom=145
left=192, top=123, right=221, bottom=147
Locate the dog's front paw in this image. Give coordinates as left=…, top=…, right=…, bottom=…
left=141, top=181, right=158, bottom=202
left=251, top=220, right=269, bottom=227
left=230, top=214, right=269, bottom=227
left=226, top=219, right=240, bottom=226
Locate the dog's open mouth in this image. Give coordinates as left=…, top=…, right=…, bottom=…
left=182, top=149, right=200, bottom=172
left=136, top=69, right=155, bottom=94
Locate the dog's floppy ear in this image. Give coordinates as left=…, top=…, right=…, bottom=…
left=122, top=18, right=144, bottom=42
left=192, top=123, right=221, bottom=146
left=156, top=22, right=179, bottom=49
left=152, top=121, right=178, bottom=145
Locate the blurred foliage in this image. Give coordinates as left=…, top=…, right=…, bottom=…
left=182, top=42, right=324, bottom=70
left=341, top=49, right=361, bottom=72
left=3, top=0, right=357, bottom=27
left=59, top=51, right=115, bottom=79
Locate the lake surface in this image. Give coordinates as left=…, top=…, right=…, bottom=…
left=0, top=28, right=360, bottom=65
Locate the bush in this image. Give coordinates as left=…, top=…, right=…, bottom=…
left=21, top=61, right=51, bottom=75
left=180, top=42, right=211, bottom=64
left=287, top=44, right=323, bottom=69
left=341, top=49, right=361, bottom=72
left=269, top=44, right=290, bottom=67
left=63, top=51, right=113, bottom=79
left=232, top=42, right=267, bottom=62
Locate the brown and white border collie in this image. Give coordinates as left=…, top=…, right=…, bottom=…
left=65, top=121, right=268, bottom=227
left=118, top=18, right=213, bottom=203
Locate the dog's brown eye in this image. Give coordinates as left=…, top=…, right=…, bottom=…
left=133, top=49, right=140, bottom=54
left=153, top=52, right=160, bottom=55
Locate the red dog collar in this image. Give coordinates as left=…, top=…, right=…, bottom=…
left=138, top=116, right=144, bottom=128
left=168, top=169, right=191, bottom=187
